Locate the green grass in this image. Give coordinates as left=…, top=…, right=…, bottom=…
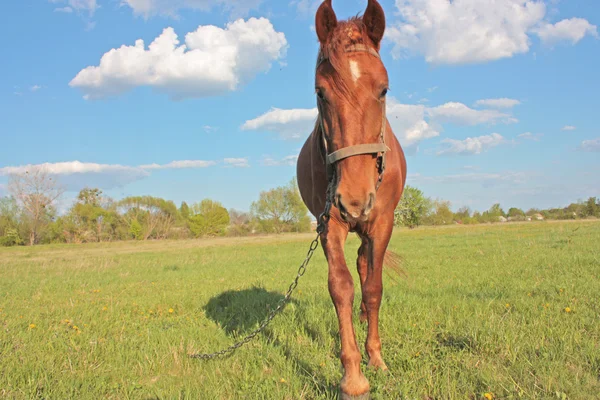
left=1, top=221, right=599, bottom=399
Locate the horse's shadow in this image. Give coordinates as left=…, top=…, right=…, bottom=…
left=203, top=286, right=339, bottom=398
left=204, top=286, right=292, bottom=336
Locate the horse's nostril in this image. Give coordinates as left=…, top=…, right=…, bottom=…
left=365, top=192, right=376, bottom=215
left=336, top=194, right=348, bottom=215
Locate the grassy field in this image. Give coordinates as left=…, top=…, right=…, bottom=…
left=1, top=221, right=599, bottom=399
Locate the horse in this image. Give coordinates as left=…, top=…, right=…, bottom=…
left=296, top=0, right=407, bottom=398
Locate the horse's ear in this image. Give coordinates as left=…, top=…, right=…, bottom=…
left=315, top=0, right=337, bottom=45
left=363, top=0, right=385, bottom=48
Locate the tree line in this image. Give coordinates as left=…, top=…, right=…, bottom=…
left=0, top=168, right=310, bottom=246
left=394, top=186, right=600, bottom=229
left=0, top=168, right=598, bottom=246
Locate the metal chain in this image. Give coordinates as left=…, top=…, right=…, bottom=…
left=189, top=179, right=336, bottom=360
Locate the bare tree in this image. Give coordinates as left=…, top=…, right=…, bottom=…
left=8, top=167, right=64, bottom=245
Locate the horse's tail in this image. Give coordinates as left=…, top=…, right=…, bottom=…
left=383, top=250, right=407, bottom=282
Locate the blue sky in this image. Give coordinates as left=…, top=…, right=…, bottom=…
left=0, top=0, right=598, bottom=214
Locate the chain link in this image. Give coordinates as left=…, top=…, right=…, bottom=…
left=189, top=179, right=336, bottom=360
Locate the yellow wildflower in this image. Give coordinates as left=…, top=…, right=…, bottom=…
left=564, top=307, right=572, bottom=313
left=484, top=393, right=494, bottom=400
left=279, top=378, right=286, bottom=383
left=102, top=306, right=108, bottom=311
left=168, top=308, right=174, bottom=313
left=29, top=324, right=36, bottom=329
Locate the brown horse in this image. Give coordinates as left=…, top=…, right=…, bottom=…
left=296, top=0, right=407, bottom=398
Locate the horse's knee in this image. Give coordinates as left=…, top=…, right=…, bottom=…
left=328, top=270, right=355, bottom=306
left=362, top=281, right=382, bottom=306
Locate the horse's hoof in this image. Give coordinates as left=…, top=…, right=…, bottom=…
left=367, top=360, right=388, bottom=372
left=340, top=391, right=370, bottom=400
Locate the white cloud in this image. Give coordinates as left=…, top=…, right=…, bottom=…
left=0, top=161, right=149, bottom=191
left=534, top=18, right=598, bottom=46
left=224, top=158, right=250, bottom=168
left=241, top=98, right=442, bottom=148
left=0, top=161, right=134, bottom=176
left=241, top=107, right=318, bottom=140
left=203, top=125, right=218, bottom=133
left=562, top=125, right=576, bottom=131
left=436, top=133, right=507, bottom=156
left=121, top=0, right=263, bottom=19
left=69, top=18, right=288, bottom=100
left=50, top=0, right=97, bottom=15
left=30, top=85, right=42, bottom=92
left=0, top=158, right=241, bottom=191
left=242, top=98, right=442, bottom=147
left=427, top=102, right=518, bottom=125
left=409, top=170, right=530, bottom=185
left=291, top=0, right=321, bottom=15
left=388, top=0, right=596, bottom=64
left=139, top=160, right=216, bottom=170
left=474, top=98, right=521, bottom=109
left=54, top=6, right=73, bottom=13
left=518, top=132, right=543, bottom=141
left=578, top=138, right=600, bottom=152
left=261, top=155, right=298, bottom=166
left=386, top=97, right=440, bottom=148
left=243, top=98, right=517, bottom=151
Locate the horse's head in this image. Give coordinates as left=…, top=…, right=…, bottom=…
left=314, top=0, right=389, bottom=223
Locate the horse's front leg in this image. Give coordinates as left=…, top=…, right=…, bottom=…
left=362, top=217, right=394, bottom=371
left=322, top=221, right=370, bottom=398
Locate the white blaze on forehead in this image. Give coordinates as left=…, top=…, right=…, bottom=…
left=349, top=60, right=361, bottom=83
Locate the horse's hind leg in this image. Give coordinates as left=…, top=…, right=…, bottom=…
left=356, top=236, right=369, bottom=323
left=322, top=223, right=370, bottom=398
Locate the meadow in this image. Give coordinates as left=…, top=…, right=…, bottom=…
left=0, top=220, right=599, bottom=399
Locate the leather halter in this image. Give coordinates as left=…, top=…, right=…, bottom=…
left=315, top=44, right=390, bottom=191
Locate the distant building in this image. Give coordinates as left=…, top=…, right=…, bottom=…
left=533, top=213, right=545, bottom=221
left=498, top=216, right=507, bottom=223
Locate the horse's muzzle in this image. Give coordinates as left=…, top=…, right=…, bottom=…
left=335, top=192, right=376, bottom=222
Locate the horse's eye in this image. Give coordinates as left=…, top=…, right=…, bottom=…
left=316, top=88, right=325, bottom=101
left=380, top=88, right=388, bottom=98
